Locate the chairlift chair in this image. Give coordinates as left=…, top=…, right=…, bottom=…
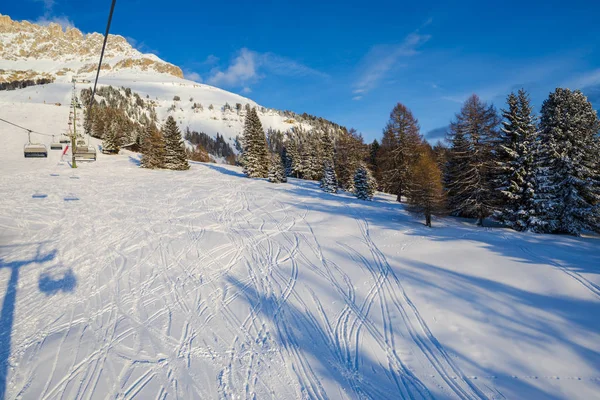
left=74, top=145, right=97, bottom=161
left=50, top=136, right=63, bottom=150
left=24, top=131, right=48, bottom=158
left=59, top=134, right=70, bottom=144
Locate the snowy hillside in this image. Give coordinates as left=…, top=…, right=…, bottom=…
left=1, top=101, right=600, bottom=399
left=0, top=15, right=334, bottom=147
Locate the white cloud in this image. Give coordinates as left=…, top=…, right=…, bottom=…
left=242, top=87, right=252, bottom=94
left=184, top=71, right=202, bottom=82
left=208, top=48, right=259, bottom=87
left=353, top=32, right=430, bottom=95
left=207, top=48, right=327, bottom=89
left=34, top=15, right=75, bottom=30
left=352, top=96, right=362, bottom=101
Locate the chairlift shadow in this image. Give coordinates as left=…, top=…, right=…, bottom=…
left=38, top=267, right=77, bottom=295
left=64, top=195, right=79, bottom=201
left=32, top=193, right=48, bottom=199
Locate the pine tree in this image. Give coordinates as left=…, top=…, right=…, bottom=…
left=141, top=124, right=166, bottom=169
left=268, top=154, right=287, bottom=183
left=162, top=116, right=190, bottom=170
left=335, top=129, right=367, bottom=190
left=369, top=139, right=381, bottom=185
left=300, top=137, right=321, bottom=180
left=354, top=164, right=376, bottom=201
left=321, top=160, right=338, bottom=193
left=320, top=129, right=334, bottom=163
left=444, top=94, right=500, bottom=225
left=284, top=137, right=301, bottom=178
left=101, top=118, right=121, bottom=154
left=494, top=89, right=538, bottom=231
left=407, top=151, right=446, bottom=227
left=242, top=108, right=269, bottom=178
left=377, top=103, right=424, bottom=202
left=530, top=88, right=600, bottom=235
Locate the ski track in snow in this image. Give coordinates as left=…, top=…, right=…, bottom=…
left=1, top=109, right=600, bottom=398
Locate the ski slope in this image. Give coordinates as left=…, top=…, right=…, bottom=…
left=1, top=103, right=600, bottom=399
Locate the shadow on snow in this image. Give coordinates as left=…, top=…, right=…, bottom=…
left=0, top=244, right=77, bottom=399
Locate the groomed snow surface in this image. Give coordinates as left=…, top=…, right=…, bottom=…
left=1, top=102, right=600, bottom=399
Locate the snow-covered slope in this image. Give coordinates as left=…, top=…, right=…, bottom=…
left=1, top=102, right=600, bottom=399
left=0, top=14, right=328, bottom=146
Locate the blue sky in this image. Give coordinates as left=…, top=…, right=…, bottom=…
left=4, top=0, right=600, bottom=142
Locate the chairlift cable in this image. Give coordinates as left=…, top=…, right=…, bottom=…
left=89, top=0, right=117, bottom=111
left=0, top=117, right=54, bottom=137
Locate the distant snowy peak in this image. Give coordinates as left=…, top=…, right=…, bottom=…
left=0, top=14, right=183, bottom=80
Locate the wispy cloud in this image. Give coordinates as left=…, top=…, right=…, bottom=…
left=563, top=69, right=600, bottom=90
left=33, top=0, right=55, bottom=11
left=202, top=55, right=220, bottom=66
left=32, top=0, right=75, bottom=30
left=207, top=48, right=328, bottom=88
left=125, top=36, right=160, bottom=56
left=352, top=95, right=362, bottom=101
left=353, top=32, right=431, bottom=96
left=184, top=70, right=202, bottom=82
left=440, top=58, right=576, bottom=106
left=242, top=87, right=252, bottom=94
left=34, top=14, right=74, bottom=29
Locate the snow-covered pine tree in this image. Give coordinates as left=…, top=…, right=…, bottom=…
left=407, top=151, right=446, bottom=227
left=320, top=129, right=334, bottom=164
left=321, top=160, right=338, bottom=193
left=102, top=119, right=121, bottom=154
left=268, top=154, right=287, bottom=183
left=162, top=116, right=190, bottom=170
left=354, top=164, right=376, bottom=200
left=242, top=108, right=269, bottom=178
left=494, top=89, right=538, bottom=231
left=282, top=146, right=292, bottom=177
left=140, top=124, right=166, bottom=169
left=444, top=94, right=500, bottom=226
left=285, top=134, right=302, bottom=178
left=300, top=137, right=321, bottom=180
left=530, top=88, right=600, bottom=235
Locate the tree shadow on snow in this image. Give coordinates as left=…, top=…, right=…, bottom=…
left=224, top=271, right=562, bottom=399
left=224, top=275, right=417, bottom=399
left=402, top=258, right=600, bottom=362
left=128, top=155, right=141, bottom=167
left=201, top=163, right=245, bottom=178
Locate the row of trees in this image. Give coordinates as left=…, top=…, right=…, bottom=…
left=0, top=77, right=54, bottom=91
left=241, top=107, right=378, bottom=201
left=371, top=88, right=599, bottom=234
left=443, top=88, right=600, bottom=235
left=240, top=86, right=599, bottom=234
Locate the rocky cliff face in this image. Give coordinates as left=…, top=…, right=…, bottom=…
left=0, top=14, right=183, bottom=80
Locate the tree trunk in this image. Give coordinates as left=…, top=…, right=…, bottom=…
left=425, top=213, right=431, bottom=227
left=396, top=184, right=402, bottom=203
left=477, top=212, right=484, bottom=227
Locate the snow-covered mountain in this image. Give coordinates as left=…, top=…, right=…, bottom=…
left=0, top=14, right=341, bottom=147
